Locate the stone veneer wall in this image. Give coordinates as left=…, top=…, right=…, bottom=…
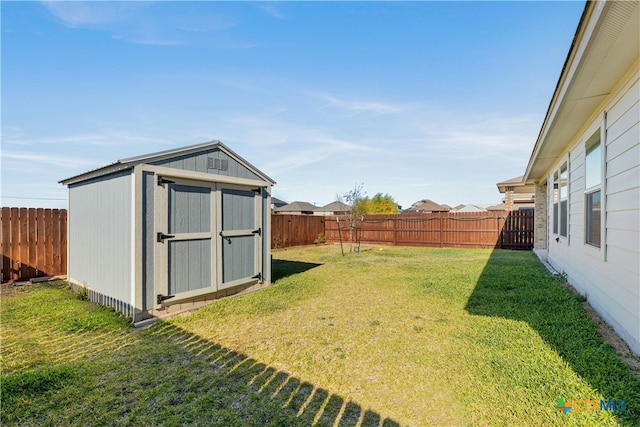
left=503, top=191, right=515, bottom=211
left=534, top=182, right=547, bottom=250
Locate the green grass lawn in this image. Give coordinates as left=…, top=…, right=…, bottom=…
left=2, top=246, right=639, bottom=426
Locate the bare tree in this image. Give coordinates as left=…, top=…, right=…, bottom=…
left=337, top=183, right=367, bottom=252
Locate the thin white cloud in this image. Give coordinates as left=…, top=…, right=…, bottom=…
left=254, top=3, right=287, bottom=20
left=263, top=149, right=330, bottom=174
left=4, top=132, right=173, bottom=148
left=40, top=1, right=255, bottom=48
left=41, top=1, right=147, bottom=27
left=408, top=111, right=539, bottom=155
left=313, top=93, right=404, bottom=115
left=2, top=151, right=102, bottom=170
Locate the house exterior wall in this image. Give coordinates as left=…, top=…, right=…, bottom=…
left=68, top=171, right=134, bottom=310
left=544, top=68, right=639, bottom=354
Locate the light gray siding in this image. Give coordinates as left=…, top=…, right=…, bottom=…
left=222, top=236, right=255, bottom=285
left=169, top=184, right=211, bottom=233
left=546, top=70, right=640, bottom=354
left=151, top=148, right=262, bottom=181
left=222, top=188, right=256, bottom=230
left=68, top=171, right=133, bottom=306
left=166, top=183, right=213, bottom=295
left=220, top=187, right=258, bottom=288
left=169, top=239, right=211, bottom=294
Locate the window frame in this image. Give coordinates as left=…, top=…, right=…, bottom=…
left=550, top=159, right=569, bottom=242
left=552, top=171, right=559, bottom=235
left=559, top=162, right=568, bottom=238
left=584, top=131, right=602, bottom=248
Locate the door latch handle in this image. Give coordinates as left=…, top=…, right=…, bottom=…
left=157, top=232, right=176, bottom=242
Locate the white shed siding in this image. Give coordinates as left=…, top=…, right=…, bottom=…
left=546, top=70, right=640, bottom=353
left=68, top=171, right=133, bottom=305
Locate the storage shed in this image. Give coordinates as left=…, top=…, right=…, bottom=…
left=60, top=141, right=275, bottom=324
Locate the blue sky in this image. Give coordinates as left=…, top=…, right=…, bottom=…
left=2, top=1, right=586, bottom=209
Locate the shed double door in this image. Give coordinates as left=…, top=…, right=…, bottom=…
left=155, top=178, right=262, bottom=306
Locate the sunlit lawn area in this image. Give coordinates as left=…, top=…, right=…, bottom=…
left=2, top=245, right=639, bottom=426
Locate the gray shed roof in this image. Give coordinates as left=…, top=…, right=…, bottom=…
left=60, top=140, right=276, bottom=186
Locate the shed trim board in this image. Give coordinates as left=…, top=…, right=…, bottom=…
left=62, top=142, right=273, bottom=323
left=133, top=165, right=144, bottom=319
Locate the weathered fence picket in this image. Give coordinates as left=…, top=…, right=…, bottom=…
left=0, top=207, right=67, bottom=283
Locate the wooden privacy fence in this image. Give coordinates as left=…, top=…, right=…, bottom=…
left=1, top=208, right=67, bottom=283
left=271, top=214, right=326, bottom=248
left=1, top=209, right=532, bottom=282
left=323, top=210, right=534, bottom=250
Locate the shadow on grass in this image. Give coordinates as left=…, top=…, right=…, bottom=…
left=465, top=249, right=640, bottom=424
left=272, top=259, right=322, bottom=282
left=146, top=321, right=399, bottom=427
left=1, top=281, right=398, bottom=426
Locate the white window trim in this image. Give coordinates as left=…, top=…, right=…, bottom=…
left=584, top=130, right=602, bottom=250
left=581, top=114, right=607, bottom=261
left=558, top=159, right=569, bottom=242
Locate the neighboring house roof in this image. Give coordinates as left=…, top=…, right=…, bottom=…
left=496, top=175, right=535, bottom=194
left=404, top=199, right=450, bottom=213
left=274, top=201, right=317, bottom=213
left=524, top=1, right=639, bottom=183
left=60, top=140, right=276, bottom=186
left=271, top=197, right=288, bottom=209
left=315, top=201, right=350, bottom=213
left=454, top=204, right=487, bottom=213
left=486, top=203, right=507, bottom=211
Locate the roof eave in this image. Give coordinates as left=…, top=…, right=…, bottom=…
left=524, top=1, right=595, bottom=184
left=524, top=1, right=639, bottom=185
left=60, top=140, right=276, bottom=186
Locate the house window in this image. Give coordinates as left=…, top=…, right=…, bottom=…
left=559, top=162, right=568, bottom=237
left=585, top=137, right=601, bottom=247
left=552, top=171, right=559, bottom=235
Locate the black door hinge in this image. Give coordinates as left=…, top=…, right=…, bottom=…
left=252, top=272, right=262, bottom=281
left=157, top=294, right=175, bottom=304
left=157, top=176, right=175, bottom=186
left=157, top=232, right=176, bottom=242
left=252, top=228, right=261, bottom=236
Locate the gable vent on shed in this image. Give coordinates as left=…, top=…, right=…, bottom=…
left=207, top=157, right=229, bottom=171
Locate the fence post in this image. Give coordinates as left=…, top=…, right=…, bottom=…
left=393, top=216, right=397, bottom=246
